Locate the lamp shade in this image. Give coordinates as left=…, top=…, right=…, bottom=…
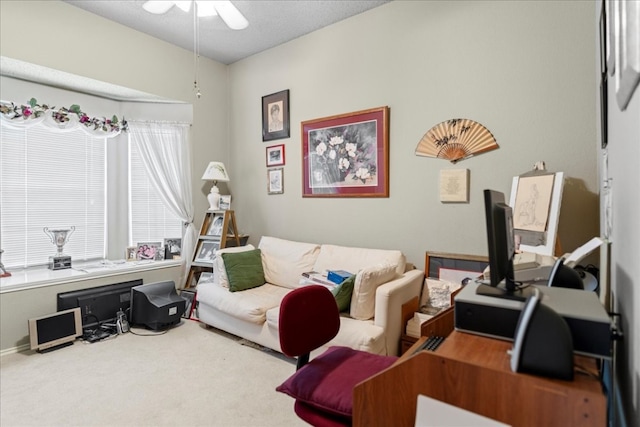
left=202, top=162, right=230, bottom=182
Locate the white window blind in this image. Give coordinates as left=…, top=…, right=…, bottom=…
left=0, top=125, right=106, bottom=269
left=128, top=139, right=182, bottom=248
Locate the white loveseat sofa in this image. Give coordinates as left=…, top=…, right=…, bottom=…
left=196, top=236, right=423, bottom=356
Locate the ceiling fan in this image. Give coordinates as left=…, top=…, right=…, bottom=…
left=142, top=1, right=248, bottom=30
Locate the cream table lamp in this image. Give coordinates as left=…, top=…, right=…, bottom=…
left=202, top=161, right=230, bottom=210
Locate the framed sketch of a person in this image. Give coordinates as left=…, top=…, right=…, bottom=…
left=262, top=90, right=290, bottom=142
left=207, top=215, right=224, bottom=236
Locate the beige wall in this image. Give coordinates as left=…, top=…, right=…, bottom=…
left=0, top=0, right=226, bottom=352
left=229, top=0, right=598, bottom=267
left=1, top=0, right=599, bottom=351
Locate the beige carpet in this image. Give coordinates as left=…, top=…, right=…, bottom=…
left=0, top=320, right=306, bottom=427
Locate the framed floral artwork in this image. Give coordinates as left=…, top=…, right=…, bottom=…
left=262, top=89, right=290, bottom=142
left=268, top=168, right=284, bottom=194
left=266, top=144, right=285, bottom=167
left=301, top=106, right=389, bottom=197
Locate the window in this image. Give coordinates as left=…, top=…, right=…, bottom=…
left=0, top=126, right=106, bottom=268
left=128, top=137, right=183, bottom=246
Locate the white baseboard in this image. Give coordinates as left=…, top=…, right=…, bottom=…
left=0, top=344, right=29, bottom=357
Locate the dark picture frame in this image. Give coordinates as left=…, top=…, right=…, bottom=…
left=599, top=1, right=608, bottom=148
left=301, top=106, right=389, bottom=198
left=262, top=89, right=290, bottom=141
left=425, top=252, right=489, bottom=285
left=266, top=144, right=285, bottom=167
left=163, top=237, right=182, bottom=260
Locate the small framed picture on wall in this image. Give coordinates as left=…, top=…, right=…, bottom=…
left=268, top=168, right=284, bottom=195
left=266, top=144, right=285, bottom=167
left=262, top=89, right=290, bottom=142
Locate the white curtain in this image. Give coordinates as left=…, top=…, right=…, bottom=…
left=128, top=121, right=195, bottom=285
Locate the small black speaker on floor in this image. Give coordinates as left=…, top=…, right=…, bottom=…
left=510, top=288, right=574, bottom=380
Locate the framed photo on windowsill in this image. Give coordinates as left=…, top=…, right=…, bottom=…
left=262, top=90, right=290, bottom=142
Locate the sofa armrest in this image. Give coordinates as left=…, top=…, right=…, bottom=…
left=373, top=269, right=424, bottom=356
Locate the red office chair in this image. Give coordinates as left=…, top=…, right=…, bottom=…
left=276, top=285, right=398, bottom=426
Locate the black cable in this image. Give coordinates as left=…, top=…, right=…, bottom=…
left=128, top=326, right=169, bottom=336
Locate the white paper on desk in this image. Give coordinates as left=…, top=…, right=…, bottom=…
left=565, top=237, right=604, bottom=267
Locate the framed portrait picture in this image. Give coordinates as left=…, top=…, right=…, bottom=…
left=207, top=214, right=224, bottom=236
left=197, top=272, right=215, bottom=286
left=125, top=246, right=137, bottom=261
left=425, top=252, right=489, bottom=285
left=219, top=195, right=231, bottom=210
left=136, top=242, right=163, bottom=261
left=268, top=168, right=284, bottom=195
left=302, top=106, right=389, bottom=198
left=262, top=89, right=290, bottom=142
left=194, top=240, right=219, bottom=263
left=509, top=171, right=563, bottom=256
left=163, top=238, right=182, bottom=260
left=266, top=144, right=285, bottom=167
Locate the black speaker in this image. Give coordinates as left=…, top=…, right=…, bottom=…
left=548, top=257, right=583, bottom=289
left=510, top=288, right=574, bottom=380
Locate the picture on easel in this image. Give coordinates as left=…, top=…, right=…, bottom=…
left=509, top=170, right=564, bottom=256
left=512, top=174, right=555, bottom=233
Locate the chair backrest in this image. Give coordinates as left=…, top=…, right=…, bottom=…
left=279, top=285, right=340, bottom=361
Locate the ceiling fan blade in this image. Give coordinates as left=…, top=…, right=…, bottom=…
left=142, top=1, right=175, bottom=14
left=212, top=1, right=249, bottom=30
left=195, top=1, right=218, bottom=17
left=174, top=1, right=192, bottom=13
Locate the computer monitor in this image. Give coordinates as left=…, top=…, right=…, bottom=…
left=28, top=307, right=83, bottom=352
left=57, top=279, right=143, bottom=330
left=129, top=281, right=185, bottom=331
left=476, top=189, right=536, bottom=302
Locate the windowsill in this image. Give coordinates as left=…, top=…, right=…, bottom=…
left=0, top=259, right=183, bottom=294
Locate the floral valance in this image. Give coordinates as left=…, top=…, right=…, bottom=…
left=0, top=98, right=127, bottom=138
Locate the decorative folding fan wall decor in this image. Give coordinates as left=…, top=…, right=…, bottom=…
left=415, top=118, right=498, bottom=163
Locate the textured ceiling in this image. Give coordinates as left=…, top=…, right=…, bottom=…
left=2, top=1, right=389, bottom=102
left=63, top=1, right=391, bottom=65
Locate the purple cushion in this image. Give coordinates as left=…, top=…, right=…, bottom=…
left=276, top=346, right=397, bottom=417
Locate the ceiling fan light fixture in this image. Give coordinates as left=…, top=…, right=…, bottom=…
left=142, top=0, right=247, bottom=30
left=142, top=1, right=174, bottom=14
left=174, top=1, right=192, bottom=13
left=212, top=1, right=249, bottom=30
left=196, top=1, right=218, bottom=17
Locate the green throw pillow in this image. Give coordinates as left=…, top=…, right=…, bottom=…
left=331, top=275, right=355, bottom=312
left=221, top=249, right=265, bottom=292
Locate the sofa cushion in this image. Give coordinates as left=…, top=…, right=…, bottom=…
left=276, top=346, right=397, bottom=417
left=214, top=244, right=256, bottom=288
left=350, top=263, right=398, bottom=320
left=197, top=282, right=290, bottom=324
left=313, top=244, right=406, bottom=276
left=222, top=249, right=265, bottom=292
left=331, top=275, right=355, bottom=312
left=259, top=236, right=321, bottom=289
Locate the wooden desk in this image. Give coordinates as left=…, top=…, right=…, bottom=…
left=354, top=331, right=605, bottom=427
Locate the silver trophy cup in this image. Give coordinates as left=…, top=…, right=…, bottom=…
left=44, top=226, right=75, bottom=270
